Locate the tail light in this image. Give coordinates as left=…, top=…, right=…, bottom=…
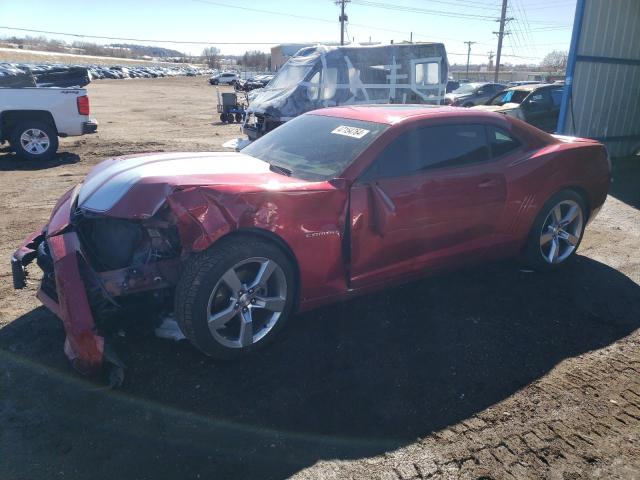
left=77, top=95, right=90, bottom=115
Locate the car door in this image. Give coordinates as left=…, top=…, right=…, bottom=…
left=478, top=84, right=503, bottom=104
left=475, top=84, right=492, bottom=104
left=547, top=87, right=565, bottom=132
left=522, top=89, right=553, bottom=130
left=348, top=123, right=508, bottom=288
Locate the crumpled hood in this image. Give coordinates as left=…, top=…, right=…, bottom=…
left=77, top=152, right=313, bottom=219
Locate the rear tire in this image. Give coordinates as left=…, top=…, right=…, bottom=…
left=175, top=236, right=296, bottom=359
left=523, top=190, right=587, bottom=271
left=220, top=113, right=228, bottom=123
left=10, top=121, right=58, bottom=161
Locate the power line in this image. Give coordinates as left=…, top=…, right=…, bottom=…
left=350, top=0, right=500, bottom=21
left=193, top=0, right=335, bottom=25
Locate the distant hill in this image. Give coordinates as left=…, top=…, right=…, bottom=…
left=109, top=44, right=184, bottom=58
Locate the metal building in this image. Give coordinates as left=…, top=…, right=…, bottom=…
left=558, top=0, right=640, bottom=157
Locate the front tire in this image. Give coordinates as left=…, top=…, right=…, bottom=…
left=10, top=121, right=58, bottom=161
left=523, top=190, right=587, bottom=271
left=175, top=236, right=296, bottom=359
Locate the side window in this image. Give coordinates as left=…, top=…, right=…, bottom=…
left=307, top=71, right=320, bottom=100
left=415, top=62, right=439, bottom=86
left=526, top=90, right=552, bottom=111
left=488, top=127, right=521, bottom=157
left=364, top=124, right=490, bottom=180
left=322, top=67, right=338, bottom=100
left=550, top=87, right=564, bottom=107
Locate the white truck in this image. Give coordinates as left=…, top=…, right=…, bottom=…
left=0, top=87, right=98, bottom=160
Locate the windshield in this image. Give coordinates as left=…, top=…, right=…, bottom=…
left=489, top=89, right=530, bottom=106
left=242, top=114, right=388, bottom=181
left=267, top=64, right=312, bottom=90
left=452, top=83, right=478, bottom=94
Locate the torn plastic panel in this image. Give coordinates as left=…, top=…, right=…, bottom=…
left=11, top=174, right=349, bottom=379
left=243, top=43, right=448, bottom=140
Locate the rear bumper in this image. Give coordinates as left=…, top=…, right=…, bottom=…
left=82, top=119, right=98, bottom=134
left=11, top=191, right=105, bottom=375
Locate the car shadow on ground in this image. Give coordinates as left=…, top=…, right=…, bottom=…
left=1, top=256, right=639, bottom=480
left=0, top=149, right=80, bottom=171
left=610, top=155, right=640, bottom=209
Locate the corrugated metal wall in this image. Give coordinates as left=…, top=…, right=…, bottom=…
left=559, top=0, right=640, bottom=157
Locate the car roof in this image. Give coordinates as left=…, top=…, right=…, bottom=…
left=503, top=83, right=555, bottom=92
left=309, top=105, right=510, bottom=125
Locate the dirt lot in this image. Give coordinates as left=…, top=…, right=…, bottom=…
left=0, top=76, right=639, bottom=480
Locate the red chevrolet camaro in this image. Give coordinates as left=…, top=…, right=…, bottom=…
left=12, top=106, right=610, bottom=377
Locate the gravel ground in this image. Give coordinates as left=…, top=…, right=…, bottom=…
left=0, top=76, right=638, bottom=480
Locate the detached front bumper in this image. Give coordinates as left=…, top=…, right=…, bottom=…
left=12, top=189, right=105, bottom=375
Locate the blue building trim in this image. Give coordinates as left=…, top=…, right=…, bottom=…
left=557, top=0, right=586, bottom=134
left=576, top=54, right=640, bottom=66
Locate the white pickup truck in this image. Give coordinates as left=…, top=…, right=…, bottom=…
left=0, top=87, right=98, bottom=160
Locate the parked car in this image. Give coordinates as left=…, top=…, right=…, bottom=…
left=235, top=74, right=274, bottom=92
left=445, top=82, right=507, bottom=107
left=0, top=86, right=97, bottom=160
left=445, top=79, right=460, bottom=93
left=472, top=83, right=566, bottom=133
left=12, top=106, right=610, bottom=379
left=209, top=72, right=238, bottom=85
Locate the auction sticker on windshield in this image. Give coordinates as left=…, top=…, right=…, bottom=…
left=331, top=125, right=370, bottom=139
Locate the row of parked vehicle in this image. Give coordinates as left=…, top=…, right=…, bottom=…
left=444, top=81, right=566, bottom=133
left=89, top=64, right=209, bottom=79
left=0, top=62, right=210, bottom=82
left=208, top=71, right=274, bottom=91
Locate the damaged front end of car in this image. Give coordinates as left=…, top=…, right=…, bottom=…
left=12, top=185, right=184, bottom=384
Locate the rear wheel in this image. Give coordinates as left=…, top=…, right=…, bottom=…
left=235, top=113, right=243, bottom=123
left=175, top=237, right=295, bottom=359
left=220, top=113, right=228, bottom=123
left=10, top=121, right=58, bottom=161
left=523, top=190, right=587, bottom=271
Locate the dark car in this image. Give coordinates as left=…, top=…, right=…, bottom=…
left=445, top=82, right=507, bottom=107
left=13, top=106, right=610, bottom=380
left=445, top=80, right=460, bottom=93
left=473, top=83, right=566, bottom=133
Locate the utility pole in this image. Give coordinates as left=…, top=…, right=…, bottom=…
left=336, top=0, right=350, bottom=46
left=464, top=41, right=476, bottom=79
left=494, top=0, right=514, bottom=82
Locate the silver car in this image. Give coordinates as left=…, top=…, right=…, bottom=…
left=445, top=82, right=507, bottom=107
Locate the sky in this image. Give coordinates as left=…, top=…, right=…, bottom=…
left=0, top=0, right=577, bottom=64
